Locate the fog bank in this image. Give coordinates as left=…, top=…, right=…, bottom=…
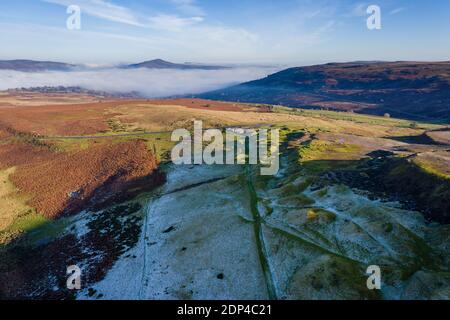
left=0, top=66, right=280, bottom=97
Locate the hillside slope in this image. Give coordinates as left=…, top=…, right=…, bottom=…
left=199, top=61, right=450, bottom=121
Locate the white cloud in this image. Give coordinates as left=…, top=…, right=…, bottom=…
left=44, top=0, right=144, bottom=26
left=389, top=7, right=405, bottom=15
left=168, top=0, right=205, bottom=16
left=42, top=0, right=247, bottom=41
left=0, top=20, right=261, bottom=64
left=148, top=14, right=204, bottom=31
left=44, top=0, right=205, bottom=31
left=30, top=0, right=336, bottom=63
left=349, top=3, right=369, bottom=17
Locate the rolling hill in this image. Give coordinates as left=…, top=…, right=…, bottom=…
left=0, top=58, right=228, bottom=72
left=199, top=61, right=450, bottom=121
left=0, top=60, right=76, bottom=72
left=123, top=59, right=228, bottom=70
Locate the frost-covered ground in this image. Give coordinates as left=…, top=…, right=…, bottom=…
left=77, top=157, right=450, bottom=300
left=79, top=164, right=268, bottom=299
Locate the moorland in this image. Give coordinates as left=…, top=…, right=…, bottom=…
left=0, top=86, right=448, bottom=299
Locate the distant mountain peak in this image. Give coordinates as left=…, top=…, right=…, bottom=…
left=0, top=59, right=76, bottom=72
left=124, top=59, right=228, bottom=70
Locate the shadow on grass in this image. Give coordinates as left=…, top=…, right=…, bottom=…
left=304, top=154, right=450, bottom=225
left=0, top=169, right=166, bottom=300
left=386, top=133, right=444, bottom=146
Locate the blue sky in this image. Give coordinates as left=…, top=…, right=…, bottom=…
left=0, top=0, right=449, bottom=65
